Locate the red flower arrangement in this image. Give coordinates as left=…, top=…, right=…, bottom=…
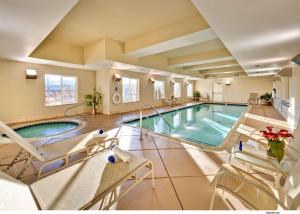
left=260, top=126, right=293, bottom=162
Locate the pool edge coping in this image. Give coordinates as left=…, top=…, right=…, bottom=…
left=118, top=102, right=251, bottom=152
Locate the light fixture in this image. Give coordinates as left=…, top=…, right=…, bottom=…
left=149, top=77, right=155, bottom=84
left=170, top=80, right=175, bottom=86
left=225, top=80, right=231, bottom=85
left=112, top=73, right=122, bottom=82
left=25, top=69, right=37, bottom=79
left=185, top=81, right=191, bottom=87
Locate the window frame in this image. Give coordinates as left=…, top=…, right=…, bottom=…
left=154, top=80, right=165, bottom=100
left=173, top=82, right=181, bottom=98
left=44, top=74, right=78, bottom=107
left=122, top=77, right=140, bottom=103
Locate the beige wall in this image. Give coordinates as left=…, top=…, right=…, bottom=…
left=96, top=69, right=195, bottom=115
left=195, top=76, right=273, bottom=103
left=0, top=59, right=95, bottom=124
left=273, top=62, right=300, bottom=128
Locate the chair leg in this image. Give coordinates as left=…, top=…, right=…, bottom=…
left=209, top=182, right=217, bottom=210
left=151, top=162, right=155, bottom=189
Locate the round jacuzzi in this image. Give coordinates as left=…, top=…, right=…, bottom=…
left=11, top=120, right=84, bottom=139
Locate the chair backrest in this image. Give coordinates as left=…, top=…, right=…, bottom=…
left=0, top=171, right=37, bottom=210
left=0, top=120, right=45, bottom=161
left=248, top=93, right=258, bottom=100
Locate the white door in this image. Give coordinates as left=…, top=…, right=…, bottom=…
left=212, top=82, right=223, bottom=102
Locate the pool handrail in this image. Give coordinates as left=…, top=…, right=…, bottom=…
left=139, top=104, right=174, bottom=140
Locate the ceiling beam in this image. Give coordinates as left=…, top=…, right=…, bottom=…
left=198, top=66, right=243, bottom=75
left=125, top=16, right=217, bottom=57
left=203, top=72, right=246, bottom=79
left=168, top=48, right=234, bottom=67
left=183, top=60, right=238, bottom=71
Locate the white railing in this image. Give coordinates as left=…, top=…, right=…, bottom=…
left=139, top=104, right=174, bottom=140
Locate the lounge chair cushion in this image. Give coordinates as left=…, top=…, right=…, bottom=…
left=30, top=150, right=148, bottom=210
left=0, top=171, right=37, bottom=210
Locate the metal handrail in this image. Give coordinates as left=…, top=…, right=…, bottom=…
left=64, top=102, right=85, bottom=117
left=139, top=104, right=174, bottom=140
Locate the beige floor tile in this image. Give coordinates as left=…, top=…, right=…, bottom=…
left=111, top=178, right=182, bottom=210
left=121, top=113, right=139, bottom=122
left=159, top=149, right=222, bottom=177
left=118, top=135, right=156, bottom=151
left=172, top=176, right=228, bottom=210
left=153, top=135, right=186, bottom=149
left=130, top=150, right=168, bottom=178
left=172, top=176, right=247, bottom=210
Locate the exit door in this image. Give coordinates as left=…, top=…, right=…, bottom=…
left=212, top=82, right=223, bottom=102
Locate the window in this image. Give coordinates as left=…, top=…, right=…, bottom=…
left=122, top=77, right=139, bottom=103
left=45, top=74, right=77, bottom=106
left=154, top=81, right=165, bottom=100
left=173, top=82, right=181, bottom=98
left=187, top=83, right=193, bottom=97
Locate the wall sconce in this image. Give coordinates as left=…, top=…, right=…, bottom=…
left=149, top=77, right=155, bottom=84
left=185, top=81, right=191, bottom=87
left=225, top=80, right=231, bottom=86
left=25, top=69, right=37, bottom=79
left=112, top=73, right=122, bottom=82
left=170, top=80, right=175, bottom=86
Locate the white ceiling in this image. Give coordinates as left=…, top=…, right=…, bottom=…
left=0, top=0, right=79, bottom=61
left=191, top=0, right=300, bottom=75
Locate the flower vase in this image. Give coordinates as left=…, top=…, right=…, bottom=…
left=267, top=140, right=285, bottom=163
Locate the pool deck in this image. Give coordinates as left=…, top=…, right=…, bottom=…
left=0, top=102, right=289, bottom=210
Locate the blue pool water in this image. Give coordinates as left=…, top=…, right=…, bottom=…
left=13, top=121, right=79, bottom=138
left=127, top=104, right=246, bottom=146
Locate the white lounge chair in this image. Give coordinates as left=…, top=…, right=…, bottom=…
left=0, top=120, right=119, bottom=180
left=248, top=93, right=260, bottom=107
left=229, top=134, right=300, bottom=188
left=0, top=150, right=154, bottom=210
left=209, top=162, right=300, bottom=210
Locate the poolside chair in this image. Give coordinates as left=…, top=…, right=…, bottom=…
left=0, top=120, right=119, bottom=180
left=209, top=162, right=300, bottom=210
left=248, top=93, right=260, bottom=107
left=0, top=150, right=154, bottom=210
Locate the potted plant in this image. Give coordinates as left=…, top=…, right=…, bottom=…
left=85, top=88, right=103, bottom=115
left=193, top=91, right=201, bottom=101
left=260, top=92, right=272, bottom=105
left=260, top=126, right=293, bottom=162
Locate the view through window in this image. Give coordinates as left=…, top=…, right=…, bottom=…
left=154, top=81, right=165, bottom=100
left=45, top=74, right=77, bottom=106
left=187, top=83, right=193, bottom=97
left=122, top=77, right=139, bottom=103
left=174, top=82, right=181, bottom=98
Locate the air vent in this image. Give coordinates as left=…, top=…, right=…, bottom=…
left=234, top=74, right=239, bottom=77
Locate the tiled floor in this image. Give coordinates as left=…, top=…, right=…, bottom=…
left=0, top=103, right=288, bottom=210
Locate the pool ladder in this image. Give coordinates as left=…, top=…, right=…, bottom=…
left=139, top=104, right=174, bottom=140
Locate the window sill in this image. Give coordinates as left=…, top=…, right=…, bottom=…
left=122, top=100, right=140, bottom=104
left=45, top=102, right=78, bottom=107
